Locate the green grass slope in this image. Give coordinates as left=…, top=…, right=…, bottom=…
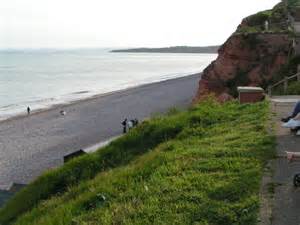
left=0, top=99, right=275, bottom=225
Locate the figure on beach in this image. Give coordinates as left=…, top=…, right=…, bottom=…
left=60, top=110, right=66, bottom=116
left=130, top=119, right=139, bottom=128
left=133, top=118, right=139, bottom=126
left=122, top=118, right=139, bottom=133
left=27, top=106, right=31, bottom=115
left=128, top=120, right=134, bottom=130
left=122, top=118, right=128, bottom=133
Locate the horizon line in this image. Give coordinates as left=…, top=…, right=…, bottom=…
left=0, top=44, right=221, bottom=51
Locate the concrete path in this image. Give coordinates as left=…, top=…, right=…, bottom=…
left=0, top=74, right=200, bottom=190
left=270, top=96, right=300, bottom=225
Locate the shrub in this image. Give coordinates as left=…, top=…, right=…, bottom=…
left=272, top=55, right=300, bottom=84
left=236, top=2, right=288, bottom=34
left=287, top=81, right=300, bottom=94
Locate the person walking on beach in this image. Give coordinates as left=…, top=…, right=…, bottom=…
left=122, top=118, right=128, bottom=134
left=60, top=110, right=66, bottom=116
left=134, top=118, right=139, bottom=126
left=128, top=120, right=134, bottom=130
left=27, top=106, right=31, bottom=115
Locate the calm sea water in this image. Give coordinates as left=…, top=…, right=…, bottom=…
left=0, top=49, right=216, bottom=120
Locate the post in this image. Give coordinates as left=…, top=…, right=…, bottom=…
left=284, top=76, right=288, bottom=94
left=293, top=38, right=297, bottom=49
left=297, top=73, right=300, bottom=82
left=268, top=86, right=272, bottom=96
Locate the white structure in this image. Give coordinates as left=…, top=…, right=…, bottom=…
left=264, top=20, right=269, bottom=31
left=294, top=21, right=300, bottom=34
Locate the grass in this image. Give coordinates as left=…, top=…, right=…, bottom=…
left=287, top=81, right=300, bottom=94
left=0, top=99, right=275, bottom=225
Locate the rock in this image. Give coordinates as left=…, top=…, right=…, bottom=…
left=194, top=3, right=291, bottom=103
left=218, top=93, right=234, bottom=103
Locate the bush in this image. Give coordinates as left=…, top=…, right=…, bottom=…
left=272, top=55, right=300, bottom=84
left=288, top=0, right=300, bottom=8
left=245, top=11, right=271, bottom=27
left=236, top=2, right=288, bottom=34
left=287, top=81, right=300, bottom=94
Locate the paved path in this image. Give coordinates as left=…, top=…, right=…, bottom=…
left=0, top=74, right=200, bottom=190
left=271, top=96, right=300, bottom=225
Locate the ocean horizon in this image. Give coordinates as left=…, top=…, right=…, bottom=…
left=0, top=49, right=216, bottom=120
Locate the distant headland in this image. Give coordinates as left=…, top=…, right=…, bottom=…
left=111, top=46, right=220, bottom=54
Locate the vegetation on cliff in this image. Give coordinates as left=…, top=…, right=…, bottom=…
left=0, top=99, right=275, bottom=225
left=237, top=1, right=300, bottom=95
left=273, top=55, right=300, bottom=80
left=236, top=3, right=288, bottom=34
left=194, top=2, right=292, bottom=102
left=288, top=0, right=300, bottom=8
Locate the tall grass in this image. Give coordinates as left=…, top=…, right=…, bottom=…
left=0, top=99, right=275, bottom=225
left=0, top=112, right=186, bottom=224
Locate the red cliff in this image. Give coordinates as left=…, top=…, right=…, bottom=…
left=194, top=3, right=292, bottom=102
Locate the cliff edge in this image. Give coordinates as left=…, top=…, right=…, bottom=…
left=194, top=2, right=293, bottom=102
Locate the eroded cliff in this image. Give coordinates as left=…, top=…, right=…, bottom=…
left=194, top=2, right=292, bottom=102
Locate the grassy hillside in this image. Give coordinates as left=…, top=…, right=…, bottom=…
left=0, top=99, right=275, bottom=225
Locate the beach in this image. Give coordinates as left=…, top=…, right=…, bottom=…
left=0, top=50, right=216, bottom=120
left=0, top=74, right=200, bottom=189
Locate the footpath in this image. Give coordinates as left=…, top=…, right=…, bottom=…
left=269, top=96, right=300, bottom=225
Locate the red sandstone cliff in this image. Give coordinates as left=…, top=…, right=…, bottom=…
left=194, top=4, right=291, bottom=102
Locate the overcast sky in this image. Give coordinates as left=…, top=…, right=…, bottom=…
left=0, top=0, right=281, bottom=49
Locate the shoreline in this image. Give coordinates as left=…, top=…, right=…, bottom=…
left=0, top=73, right=201, bottom=125
left=0, top=73, right=201, bottom=190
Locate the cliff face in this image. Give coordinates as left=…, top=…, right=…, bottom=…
left=194, top=3, right=292, bottom=102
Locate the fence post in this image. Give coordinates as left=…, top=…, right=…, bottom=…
left=284, top=76, right=288, bottom=94
left=268, top=86, right=272, bottom=96
left=297, top=73, right=300, bottom=82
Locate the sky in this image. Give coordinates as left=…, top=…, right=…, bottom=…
left=0, top=0, right=281, bottom=49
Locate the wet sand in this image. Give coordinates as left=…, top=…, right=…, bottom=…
left=0, top=74, right=200, bottom=189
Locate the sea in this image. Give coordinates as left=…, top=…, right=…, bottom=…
left=0, top=49, right=216, bottom=120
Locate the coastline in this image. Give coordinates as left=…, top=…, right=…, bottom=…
left=0, top=73, right=201, bottom=125
left=0, top=73, right=200, bottom=190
